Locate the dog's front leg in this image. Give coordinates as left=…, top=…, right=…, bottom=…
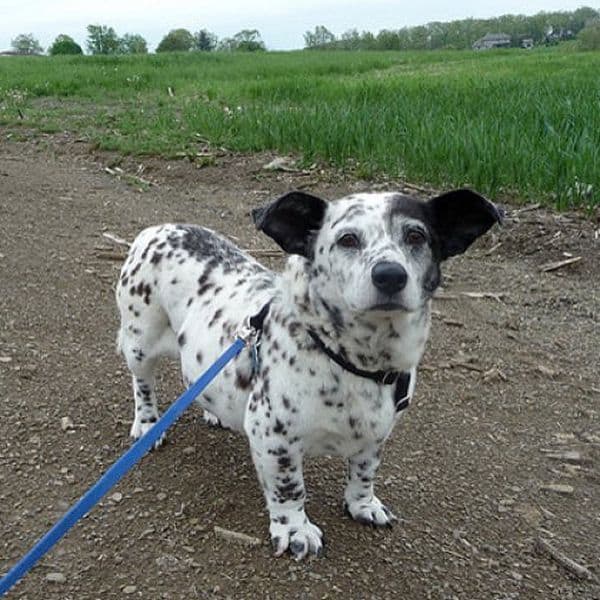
left=344, top=445, right=397, bottom=527
left=246, top=415, right=323, bottom=559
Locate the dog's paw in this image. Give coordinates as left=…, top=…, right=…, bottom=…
left=270, top=515, right=323, bottom=560
left=344, top=496, right=397, bottom=528
left=130, top=419, right=165, bottom=449
left=202, top=410, right=222, bottom=428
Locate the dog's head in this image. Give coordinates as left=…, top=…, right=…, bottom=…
left=253, top=189, right=501, bottom=315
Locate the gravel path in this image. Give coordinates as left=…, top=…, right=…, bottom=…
left=1, top=135, right=599, bottom=599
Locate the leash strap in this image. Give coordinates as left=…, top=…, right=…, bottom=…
left=0, top=337, right=247, bottom=597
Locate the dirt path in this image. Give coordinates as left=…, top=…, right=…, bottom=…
left=1, top=135, right=599, bottom=599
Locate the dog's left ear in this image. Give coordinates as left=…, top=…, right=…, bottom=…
left=427, top=189, right=502, bottom=260
left=252, top=191, right=328, bottom=257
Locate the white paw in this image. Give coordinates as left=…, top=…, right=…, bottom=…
left=130, top=418, right=165, bottom=449
left=345, top=496, right=397, bottom=528
left=202, top=410, right=221, bottom=427
left=270, top=514, right=323, bottom=560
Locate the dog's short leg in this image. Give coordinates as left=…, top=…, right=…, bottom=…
left=344, top=446, right=397, bottom=527
left=253, top=447, right=323, bottom=560
left=117, top=289, right=175, bottom=448
left=247, top=428, right=323, bottom=559
left=129, top=372, right=165, bottom=447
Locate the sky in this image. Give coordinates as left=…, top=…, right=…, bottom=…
left=0, top=0, right=595, bottom=52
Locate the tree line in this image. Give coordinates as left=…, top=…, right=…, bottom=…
left=8, top=25, right=266, bottom=56
left=304, top=7, right=600, bottom=50
left=7, top=7, right=600, bottom=56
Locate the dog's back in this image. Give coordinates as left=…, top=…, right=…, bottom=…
left=116, top=223, right=275, bottom=437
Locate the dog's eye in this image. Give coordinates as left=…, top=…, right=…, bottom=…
left=337, top=233, right=361, bottom=250
left=406, top=229, right=426, bottom=246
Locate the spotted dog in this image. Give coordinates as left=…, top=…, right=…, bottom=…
left=116, top=188, right=501, bottom=559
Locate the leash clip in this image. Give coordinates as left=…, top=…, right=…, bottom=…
left=237, top=316, right=260, bottom=346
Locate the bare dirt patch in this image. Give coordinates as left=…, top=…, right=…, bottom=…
left=1, top=133, right=599, bottom=599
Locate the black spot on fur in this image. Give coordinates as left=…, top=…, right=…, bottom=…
left=208, top=308, right=223, bottom=328
left=198, top=283, right=214, bottom=296
left=140, top=237, right=158, bottom=260
left=177, top=332, right=186, bottom=347
left=235, top=370, right=252, bottom=390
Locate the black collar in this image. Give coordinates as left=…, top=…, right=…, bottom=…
left=307, top=329, right=399, bottom=384
left=249, top=299, right=272, bottom=332
left=248, top=303, right=411, bottom=412
left=307, top=329, right=411, bottom=412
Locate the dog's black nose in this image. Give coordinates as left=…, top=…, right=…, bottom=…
left=371, top=261, right=407, bottom=296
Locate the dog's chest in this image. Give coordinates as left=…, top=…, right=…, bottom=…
left=303, top=383, right=398, bottom=457
left=263, top=343, right=399, bottom=457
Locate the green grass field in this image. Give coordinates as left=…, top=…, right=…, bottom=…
left=1, top=48, right=598, bottom=209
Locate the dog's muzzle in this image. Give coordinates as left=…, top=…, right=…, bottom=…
left=371, top=261, right=407, bottom=296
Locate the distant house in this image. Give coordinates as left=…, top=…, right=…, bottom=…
left=521, top=37, right=534, bottom=49
left=472, top=33, right=512, bottom=50
left=544, top=27, right=574, bottom=45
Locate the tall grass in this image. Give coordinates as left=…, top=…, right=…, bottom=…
left=1, top=49, right=598, bottom=208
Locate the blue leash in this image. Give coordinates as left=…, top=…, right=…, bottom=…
left=0, top=337, right=247, bottom=597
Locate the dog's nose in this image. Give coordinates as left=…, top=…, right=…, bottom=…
left=371, top=261, right=407, bottom=296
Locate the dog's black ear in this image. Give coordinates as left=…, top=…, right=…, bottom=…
left=426, top=189, right=502, bottom=260
left=252, top=191, right=328, bottom=257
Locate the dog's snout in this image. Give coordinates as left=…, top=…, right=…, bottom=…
left=371, top=261, right=407, bottom=296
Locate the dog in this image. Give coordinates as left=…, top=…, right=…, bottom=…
left=116, top=188, right=501, bottom=559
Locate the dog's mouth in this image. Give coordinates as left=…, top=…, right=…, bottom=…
left=368, top=302, right=410, bottom=312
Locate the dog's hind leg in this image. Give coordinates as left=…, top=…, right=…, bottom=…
left=117, top=294, right=177, bottom=448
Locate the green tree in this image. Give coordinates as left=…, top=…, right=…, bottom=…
left=219, top=29, right=265, bottom=51
left=304, top=25, right=335, bottom=48
left=194, top=29, right=218, bottom=51
left=120, top=33, right=148, bottom=54
left=233, top=29, right=266, bottom=51
left=10, top=33, right=43, bottom=55
left=49, top=34, right=83, bottom=55
left=339, top=29, right=361, bottom=50
left=156, top=28, right=194, bottom=52
left=375, top=29, right=401, bottom=50
left=86, top=24, right=120, bottom=54
left=359, top=31, right=377, bottom=49
left=570, top=6, right=600, bottom=31
left=578, top=20, right=600, bottom=49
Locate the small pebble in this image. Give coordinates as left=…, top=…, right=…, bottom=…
left=45, top=572, right=66, bottom=583
left=60, top=416, right=75, bottom=431
left=110, top=492, right=123, bottom=503
left=123, top=585, right=137, bottom=594
left=157, top=492, right=167, bottom=501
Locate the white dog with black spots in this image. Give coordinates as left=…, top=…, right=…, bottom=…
left=116, top=188, right=501, bottom=559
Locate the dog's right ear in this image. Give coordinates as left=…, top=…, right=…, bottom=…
left=252, top=191, right=328, bottom=257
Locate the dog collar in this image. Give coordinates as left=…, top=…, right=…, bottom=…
left=247, top=305, right=410, bottom=413
left=307, top=329, right=411, bottom=412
